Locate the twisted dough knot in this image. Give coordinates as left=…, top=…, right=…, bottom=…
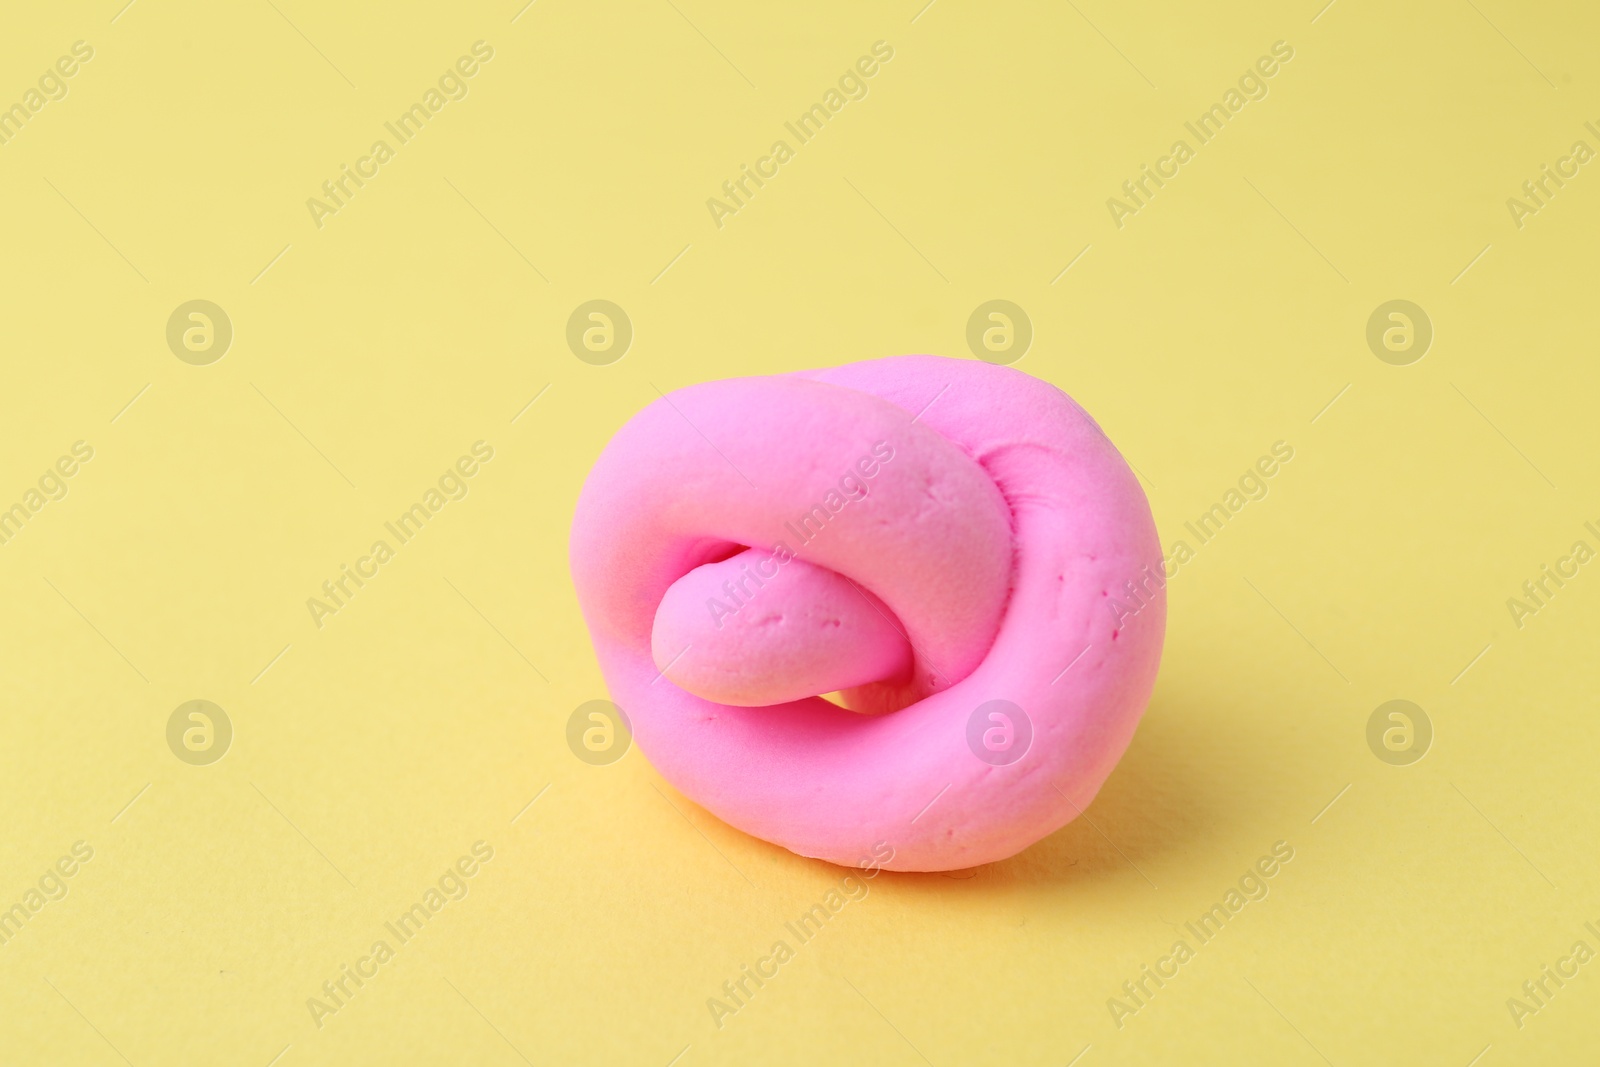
left=572, top=355, right=1164, bottom=871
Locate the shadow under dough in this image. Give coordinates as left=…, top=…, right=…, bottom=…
left=877, top=687, right=1231, bottom=898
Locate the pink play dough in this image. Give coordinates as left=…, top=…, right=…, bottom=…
left=570, top=355, right=1165, bottom=871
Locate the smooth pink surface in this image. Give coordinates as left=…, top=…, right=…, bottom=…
left=652, top=552, right=914, bottom=708
left=570, top=356, right=1165, bottom=871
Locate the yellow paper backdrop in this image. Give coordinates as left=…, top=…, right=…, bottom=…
left=1, top=1, right=1596, bottom=1063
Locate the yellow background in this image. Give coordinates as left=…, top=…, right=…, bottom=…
left=3, top=0, right=1597, bottom=1063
